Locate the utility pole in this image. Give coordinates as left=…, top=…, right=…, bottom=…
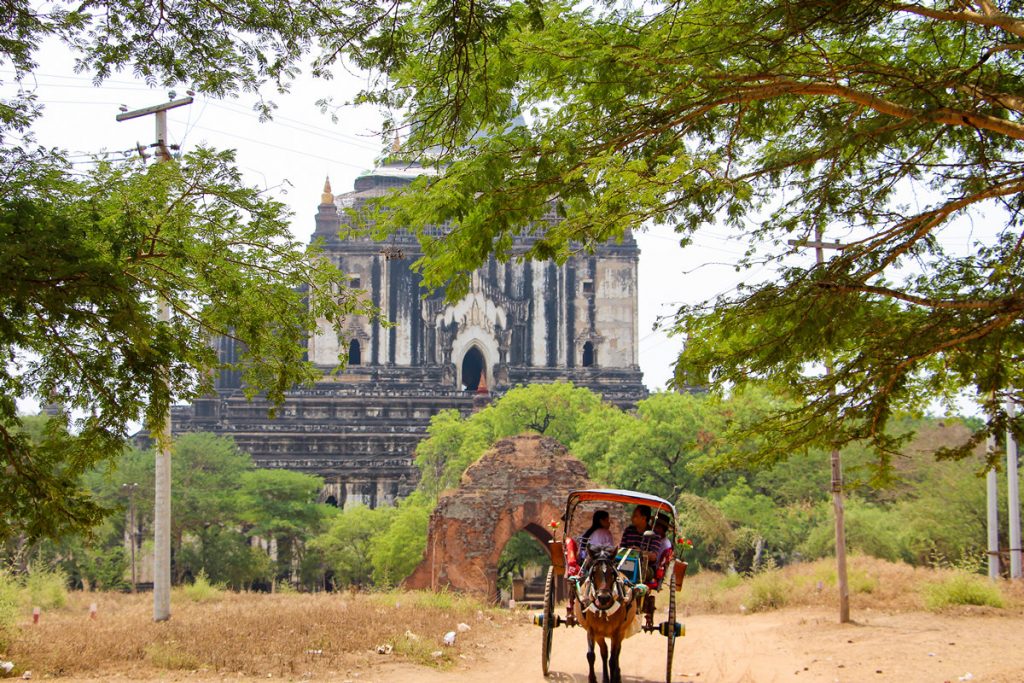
left=121, top=483, right=139, bottom=592
left=1007, top=401, right=1022, bottom=579
left=789, top=230, right=849, bottom=623
left=987, top=434, right=1001, bottom=580
left=116, top=92, right=193, bottom=621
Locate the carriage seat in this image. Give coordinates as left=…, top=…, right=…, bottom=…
left=614, top=547, right=643, bottom=585
left=565, top=537, right=582, bottom=577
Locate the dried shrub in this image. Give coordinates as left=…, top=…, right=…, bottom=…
left=746, top=568, right=788, bottom=613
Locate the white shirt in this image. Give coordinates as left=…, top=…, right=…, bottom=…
left=584, top=527, right=615, bottom=550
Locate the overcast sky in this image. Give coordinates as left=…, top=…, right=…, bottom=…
left=4, top=43, right=778, bottom=396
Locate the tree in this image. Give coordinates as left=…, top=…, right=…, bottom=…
left=335, top=0, right=1024, bottom=473
left=237, top=468, right=330, bottom=582
left=578, top=392, right=719, bottom=501
left=368, top=491, right=431, bottom=586
left=310, top=504, right=394, bottom=589
left=1, top=0, right=378, bottom=543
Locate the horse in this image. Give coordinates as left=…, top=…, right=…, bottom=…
left=572, top=545, right=642, bottom=683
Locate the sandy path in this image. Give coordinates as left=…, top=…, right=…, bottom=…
left=371, top=607, right=1024, bottom=683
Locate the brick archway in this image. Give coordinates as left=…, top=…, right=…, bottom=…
left=404, top=434, right=593, bottom=599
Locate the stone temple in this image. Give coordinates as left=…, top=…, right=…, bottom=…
left=171, top=160, right=646, bottom=508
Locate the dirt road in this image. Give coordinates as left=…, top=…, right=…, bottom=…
left=370, top=607, right=1024, bottom=683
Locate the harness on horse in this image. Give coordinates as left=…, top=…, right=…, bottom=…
left=573, top=548, right=642, bottom=619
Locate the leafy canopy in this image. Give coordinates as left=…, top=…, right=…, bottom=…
left=335, top=0, right=1024, bottom=473
left=1, top=0, right=380, bottom=542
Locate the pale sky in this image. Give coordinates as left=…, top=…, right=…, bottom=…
left=4, top=42, right=767, bottom=396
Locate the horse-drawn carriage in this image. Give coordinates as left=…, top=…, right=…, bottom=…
left=533, top=488, right=687, bottom=683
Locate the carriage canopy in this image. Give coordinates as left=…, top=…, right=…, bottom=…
left=564, top=488, right=677, bottom=534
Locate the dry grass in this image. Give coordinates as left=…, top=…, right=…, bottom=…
left=0, top=589, right=512, bottom=679
left=4, top=558, right=1024, bottom=679
left=678, top=555, right=1024, bottom=616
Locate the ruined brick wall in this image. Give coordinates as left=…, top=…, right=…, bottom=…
left=404, top=433, right=593, bottom=598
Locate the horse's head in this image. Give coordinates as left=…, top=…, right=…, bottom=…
left=586, top=545, right=619, bottom=611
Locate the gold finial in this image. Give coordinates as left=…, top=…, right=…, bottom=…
left=391, top=131, right=401, bottom=154
left=321, top=177, right=334, bottom=204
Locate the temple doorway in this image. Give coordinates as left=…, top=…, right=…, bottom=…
left=461, top=346, right=485, bottom=391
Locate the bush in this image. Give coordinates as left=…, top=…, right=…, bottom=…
left=145, top=642, right=202, bottom=670
left=0, top=571, right=20, bottom=648
left=746, top=568, right=788, bottom=612
left=24, top=564, right=68, bottom=609
left=923, top=572, right=1005, bottom=610
left=812, top=560, right=879, bottom=594
left=179, top=571, right=223, bottom=603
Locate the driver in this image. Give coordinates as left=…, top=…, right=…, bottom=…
left=618, top=504, right=662, bottom=630
left=618, top=504, right=660, bottom=562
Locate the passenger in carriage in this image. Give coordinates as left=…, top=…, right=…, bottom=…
left=578, top=510, right=614, bottom=563
left=618, top=504, right=660, bottom=563
left=653, top=518, right=673, bottom=565
left=619, top=504, right=666, bottom=630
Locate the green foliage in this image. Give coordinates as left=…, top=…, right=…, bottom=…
left=496, top=531, right=550, bottom=589
left=369, top=493, right=431, bottom=586
left=488, top=382, right=605, bottom=445
left=179, top=571, right=223, bottom=603
left=310, top=505, right=394, bottom=589
left=176, top=527, right=272, bottom=590
left=8, top=432, right=332, bottom=590
left=800, top=499, right=905, bottom=563
left=1, top=1, right=379, bottom=544
left=0, top=571, right=19, bottom=647
left=923, top=573, right=1005, bottom=610
left=335, top=0, right=1024, bottom=478
left=575, top=392, right=713, bottom=501
left=414, top=409, right=495, bottom=499
left=675, top=493, right=735, bottom=572
left=891, top=456, right=991, bottom=566
left=22, top=564, right=68, bottom=609
left=237, top=468, right=328, bottom=543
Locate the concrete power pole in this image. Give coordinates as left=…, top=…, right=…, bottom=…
left=987, top=434, right=1001, bottom=580
left=1008, top=401, right=1022, bottom=579
left=789, top=231, right=849, bottom=623
left=116, top=93, right=193, bottom=621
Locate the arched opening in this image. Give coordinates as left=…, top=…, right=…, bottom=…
left=461, top=346, right=485, bottom=391
left=348, top=339, right=361, bottom=365
left=324, top=495, right=338, bottom=508
left=582, top=341, right=595, bottom=367
left=496, top=529, right=552, bottom=604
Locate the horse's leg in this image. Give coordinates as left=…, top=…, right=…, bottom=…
left=609, top=636, right=622, bottom=683
left=586, top=632, right=598, bottom=683
left=597, top=636, right=611, bottom=683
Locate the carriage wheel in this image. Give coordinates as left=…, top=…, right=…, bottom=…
left=541, top=566, right=556, bottom=676
left=665, top=561, right=677, bottom=683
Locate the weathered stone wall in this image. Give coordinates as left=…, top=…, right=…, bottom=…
left=404, top=434, right=593, bottom=598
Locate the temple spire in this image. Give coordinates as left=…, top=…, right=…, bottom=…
left=321, top=177, right=334, bottom=204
